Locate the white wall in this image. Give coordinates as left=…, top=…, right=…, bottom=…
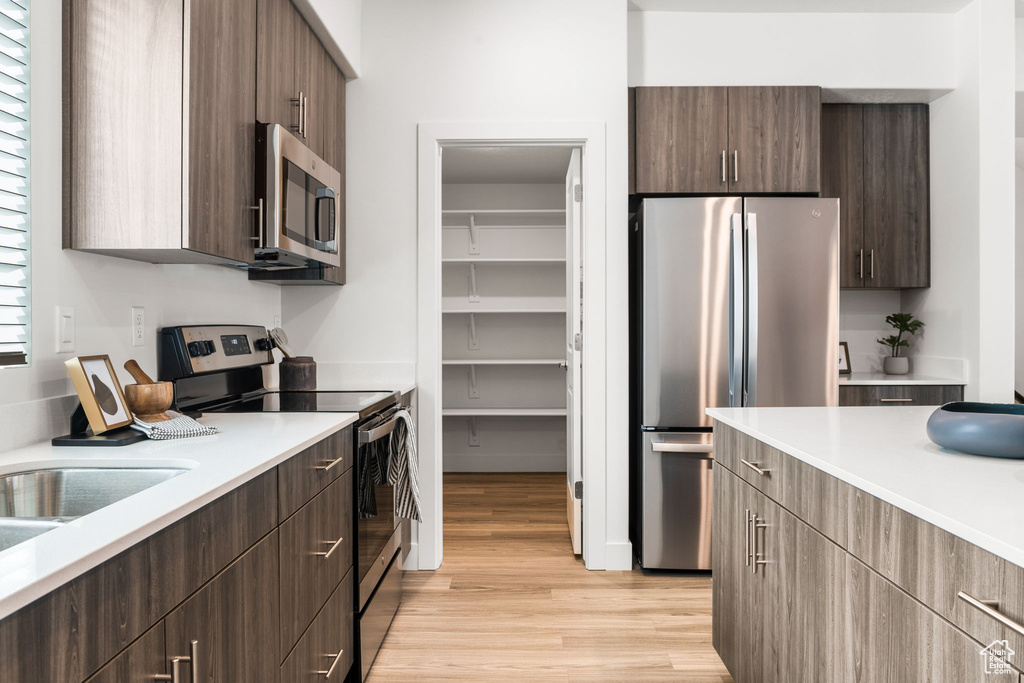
left=0, top=2, right=282, bottom=450
left=903, top=0, right=1016, bottom=402
left=628, top=11, right=956, bottom=91
left=840, top=291, right=902, bottom=373
left=1016, top=148, right=1024, bottom=395
left=298, top=0, right=362, bottom=77
left=282, top=0, right=629, bottom=568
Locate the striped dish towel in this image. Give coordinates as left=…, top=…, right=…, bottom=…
left=387, top=409, right=422, bottom=522
left=131, top=411, right=218, bottom=440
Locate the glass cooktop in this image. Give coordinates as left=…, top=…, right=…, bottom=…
left=209, top=390, right=398, bottom=419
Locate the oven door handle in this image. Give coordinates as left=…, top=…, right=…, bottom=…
left=359, top=415, right=401, bottom=445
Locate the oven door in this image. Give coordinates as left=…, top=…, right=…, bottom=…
left=259, top=123, right=342, bottom=269
left=356, top=410, right=402, bottom=609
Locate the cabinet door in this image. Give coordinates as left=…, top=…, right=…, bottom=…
left=294, top=18, right=326, bottom=156
left=863, top=104, right=930, bottom=288
left=257, top=0, right=299, bottom=129
left=727, top=86, right=821, bottom=194
left=165, top=531, right=281, bottom=683
left=84, top=623, right=166, bottom=683
left=839, top=384, right=963, bottom=406
left=821, top=104, right=865, bottom=288
left=634, top=87, right=729, bottom=194
left=187, top=0, right=258, bottom=264
left=320, top=60, right=347, bottom=285
left=712, top=465, right=755, bottom=682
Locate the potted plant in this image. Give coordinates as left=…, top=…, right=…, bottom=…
left=877, top=312, right=925, bottom=375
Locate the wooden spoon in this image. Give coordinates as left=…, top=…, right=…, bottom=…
left=124, top=359, right=156, bottom=385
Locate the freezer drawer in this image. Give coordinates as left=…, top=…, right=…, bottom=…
left=641, top=432, right=714, bottom=570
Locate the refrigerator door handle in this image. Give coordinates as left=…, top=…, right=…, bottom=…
left=729, top=213, right=744, bottom=407
left=745, top=212, right=759, bottom=407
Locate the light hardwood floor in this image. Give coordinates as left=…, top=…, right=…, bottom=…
left=367, top=473, right=733, bottom=682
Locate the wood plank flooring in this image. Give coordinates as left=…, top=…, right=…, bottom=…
left=367, top=473, right=733, bottom=682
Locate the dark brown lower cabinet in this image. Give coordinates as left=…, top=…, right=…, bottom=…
left=281, top=569, right=355, bottom=682
left=84, top=623, right=167, bottom=683
left=714, top=441, right=1024, bottom=682
left=165, top=530, right=281, bottom=683
left=838, top=383, right=963, bottom=406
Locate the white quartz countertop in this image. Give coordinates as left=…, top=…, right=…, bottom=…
left=706, top=406, right=1024, bottom=568
left=839, top=372, right=965, bottom=386
left=0, top=412, right=358, bottom=620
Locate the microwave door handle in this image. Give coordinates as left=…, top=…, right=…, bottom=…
left=315, top=188, right=337, bottom=248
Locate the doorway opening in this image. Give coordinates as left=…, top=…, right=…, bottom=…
left=438, top=144, right=584, bottom=559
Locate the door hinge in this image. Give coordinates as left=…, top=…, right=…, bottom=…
left=574, top=184, right=582, bottom=202
left=574, top=333, right=582, bottom=352
left=574, top=481, right=583, bottom=500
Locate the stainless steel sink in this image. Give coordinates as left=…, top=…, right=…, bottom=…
left=0, top=467, right=189, bottom=552
left=0, top=467, right=188, bottom=518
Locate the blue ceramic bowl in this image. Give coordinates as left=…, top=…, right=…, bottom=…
left=926, top=402, right=1024, bottom=459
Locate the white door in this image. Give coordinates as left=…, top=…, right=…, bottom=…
left=565, top=148, right=583, bottom=554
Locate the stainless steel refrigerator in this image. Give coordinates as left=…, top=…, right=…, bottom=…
left=632, top=196, right=839, bottom=570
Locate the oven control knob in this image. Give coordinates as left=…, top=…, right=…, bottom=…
left=254, top=337, right=274, bottom=352
left=201, top=340, right=216, bottom=356
left=187, top=341, right=204, bottom=358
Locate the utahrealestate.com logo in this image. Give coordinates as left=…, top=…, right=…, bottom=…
left=981, top=640, right=1015, bottom=675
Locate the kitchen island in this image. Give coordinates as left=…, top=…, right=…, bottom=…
left=707, top=406, right=1024, bottom=682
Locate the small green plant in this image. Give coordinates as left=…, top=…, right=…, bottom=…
left=877, top=312, right=925, bottom=358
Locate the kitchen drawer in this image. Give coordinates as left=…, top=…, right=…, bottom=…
left=714, top=424, right=849, bottom=546
left=281, top=568, right=354, bottom=683
left=83, top=623, right=166, bottom=683
left=279, top=426, right=352, bottom=521
left=839, top=384, right=963, bottom=406
left=279, top=468, right=353, bottom=656
left=847, top=485, right=1024, bottom=664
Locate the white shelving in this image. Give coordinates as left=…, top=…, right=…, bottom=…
left=442, top=359, right=563, bottom=365
left=442, top=408, right=567, bottom=417
left=441, top=257, right=566, bottom=263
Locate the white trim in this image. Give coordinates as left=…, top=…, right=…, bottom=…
left=417, top=120, right=614, bottom=570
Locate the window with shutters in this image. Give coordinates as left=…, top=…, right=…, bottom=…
left=0, top=1, right=28, bottom=368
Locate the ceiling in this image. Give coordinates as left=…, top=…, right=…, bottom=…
left=442, top=146, right=574, bottom=185
left=627, top=0, right=973, bottom=12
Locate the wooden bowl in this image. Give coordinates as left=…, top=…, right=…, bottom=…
left=124, top=382, right=174, bottom=423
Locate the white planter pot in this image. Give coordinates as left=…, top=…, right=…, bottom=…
left=883, top=356, right=910, bottom=375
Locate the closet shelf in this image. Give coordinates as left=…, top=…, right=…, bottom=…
left=443, top=308, right=567, bottom=314
left=442, top=359, right=564, bottom=365
left=441, top=209, right=566, bottom=215
left=441, top=257, right=566, bottom=263
left=442, top=408, right=568, bottom=417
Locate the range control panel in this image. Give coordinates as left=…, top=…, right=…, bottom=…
left=159, top=324, right=274, bottom=379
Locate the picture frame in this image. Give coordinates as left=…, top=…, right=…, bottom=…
left=65, top=355, right=134, bottom=433
left=838, top=341, right=852, bottom=375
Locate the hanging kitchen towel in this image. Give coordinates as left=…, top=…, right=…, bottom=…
left=358, top=438, right=389, bottom=518
left=130, top=411, right=218, bottom=440
left=387, top=408, right=422, bottom=522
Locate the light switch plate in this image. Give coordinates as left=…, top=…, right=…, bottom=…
left=131, top=306, right=145, bottom=347
left=56, top=306, right=75, bottom=353
left=273, top=314, right=282, bottom=330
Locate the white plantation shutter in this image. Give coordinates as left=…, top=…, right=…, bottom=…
left=0, top=0, right=28, bottom=367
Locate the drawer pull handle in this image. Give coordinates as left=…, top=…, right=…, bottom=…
left=316, top=455, right=346, bottom=471
left=317, top=650, right=345, bottom=678
left=958, top=591, right=1024, bottom=637
left=316, top=536, right=344, bottom=560
left=745, top=509, right=752, bottom=566
left=740, top=459, right=771, bottom=476
left=880, top=398, right=914, bottom=403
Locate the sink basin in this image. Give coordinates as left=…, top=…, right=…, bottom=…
left=0, top=467, right=188, bottom=521
left=0, top=518, right=68, bottom=553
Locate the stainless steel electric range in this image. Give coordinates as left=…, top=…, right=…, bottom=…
left=159, top=324, right=406, bottom=682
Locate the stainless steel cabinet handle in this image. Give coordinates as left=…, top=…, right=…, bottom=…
left=317, top=650, right=345, bottom=678
left=745, top=509, right=752, bottom=566
left=740, top=459, right=771, bottom=476
left=880, top=398, right=914, bottom=403
left=316, top=536, right=345, bottom=560
left=166, top=640, right=198, bottom=683
left=859, top=249, right=864, bottom=279
left=303, top=94, right=309, bottom=139
left=315, top=454, right=346, bottom=471
left=869, top=249, right=875, bottom=279
left=958, top=591, right=1024, bottom=637
left=248, top=198, right=264, bottom=249
left=751, top=515, right=768, bottom=575
left=292, top=92, right=304, bottom=135
left=721, top=150, right=726, bottom=183
left=733, top=150, right=739, bottom=183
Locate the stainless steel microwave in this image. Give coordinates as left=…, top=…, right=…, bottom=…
left=253, top=123, right=342, bottom=270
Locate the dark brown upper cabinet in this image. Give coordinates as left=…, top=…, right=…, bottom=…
left=821, top=104, right=930, bottom=289
left=634, top=86, right=820, bottom=195
left=64, top=0, right=259, bottom=266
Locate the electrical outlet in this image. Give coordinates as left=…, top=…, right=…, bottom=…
left=272, top=315, right=282, bottom=330
left=56, top=306, right=75, bottom=353
left=131, top=306, right=145, bottom=347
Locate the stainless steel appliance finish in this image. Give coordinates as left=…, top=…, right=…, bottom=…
left=634, top=197, right=839, bottom=569
left=641, top=197, right=740, bottom=429
left=256, top=123, right=342, bottom=270
left=359, top=553, right=403, bottom=680
left=0, top=468, right=188, bottom=518
left=0, top=519, right=65, bottom=553
left=159, top=324, right=273, bottom=378
left=641, top=433, right=714, bottom=570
